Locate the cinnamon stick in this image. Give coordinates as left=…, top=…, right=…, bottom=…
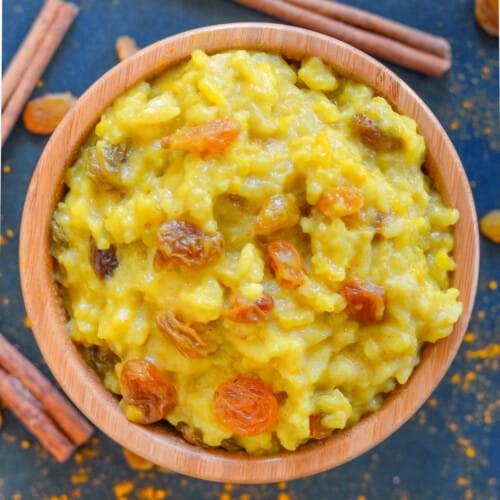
left=232, top=0, right=451, bottom=77
left=0, top=366, right=76, bottom=462
left=286, top=0, right=451, bottom=58
left=0, top=334, right=93, bottom=446
left=1, top=1, right=79, bottom=146
left=2, top=0, right=64, bottom=109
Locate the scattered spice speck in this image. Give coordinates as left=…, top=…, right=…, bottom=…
left=463, top=100, right=473, bottom=109
left=278, top=482, right=288, bottom=490
left=113, top=480, right=135, bottom=498
left=481, top=66, right=491, bottom=76
left=465, top=447, right=476, bottom=458
left=224, top=484, right=235, bottom=492
left=450, top=120, right=460, bottom=130
left=2, top=297, right=10, bottom=305
left=2, top=164, right=11, bottom=173
left=457, top=477, right=470, bottom=486
left=20, top=439, right=30, bottom=449
left=6, top=229, right=14, bottom=238
left=23, top=316, right=31, bottom=329
left=467, top=344, right=500, bottom=359
left=488, top=280, right=497, bottom=290
left=0, top=235, right=6, bottom=246
left=449, top=423, right=458, bottom=432
left=219, top=493, right=231, bottom=500
left=70, top=468, right=89, bottom=485
left=483, top=400, right=500, bottom=424
left=428, top=398, right=437, bottom=407
left=477, top=310, right=485, bottom=319
left=277, top=494, right=291, bottom=500
left=464, top=332, right=476, bottom=343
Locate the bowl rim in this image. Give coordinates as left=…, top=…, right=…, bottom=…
left=19, top=22, right=479, bottom=483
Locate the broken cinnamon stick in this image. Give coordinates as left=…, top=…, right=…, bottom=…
left=0, top=366, right=76, bottom=462
left=1, top=1, right=79, bottom=145
left=0, top=334, right=93, bottom=446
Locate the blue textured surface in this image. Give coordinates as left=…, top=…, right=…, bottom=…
left=1, top=1, right=499, bottom=499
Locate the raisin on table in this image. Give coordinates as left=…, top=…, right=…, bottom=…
left=155, top=220, right=224, bottom=270
left=224, top=291, right=274, bottom=323
left=156, top=310, right=208, bottom=359
left=23, top=92, right=76, bottom=134
left=267, top=240, right=307, bottom=288
left=120, top=359, right=177, bottom=424
left=214, top=377, right=279, bottom=436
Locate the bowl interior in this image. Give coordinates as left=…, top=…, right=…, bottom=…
left=19, top=23, right=479, bottom=483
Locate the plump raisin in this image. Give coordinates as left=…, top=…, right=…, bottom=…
left=318, top=186, right=364, bottom=218
left=120, top=359, right=177, bottom=424
left=162, top=119, right=241, bottom=154
left=116, top=35, right=139, bottom=61
left=267, top=240, right=306, bottom=288
left=156, top=310, right=208, bottom=359
left=224, top=291, right=274, bottom=323
left=83, top=344, right=119, bottom=380
left=341, top=278, right=386, bottom=323
left=214, top=377, right=279, bottom=436
left=155, top=220, right=224, bottom=270
left=475, top=0, right=499, bottom=36
left=352, top=114, right=403, bottom=151
left=480, top=210, right=500, bottom=243
left=309, top=413, right=333, bottom=440
left=176, top=422, right=204, bottom=446
left=89, top=238, right=118, bottom=280
left=254, top=194, right=300, bottom=235
left=23, top=92, right=77, bottom=134
left=88, top=140, right=129, bottom=188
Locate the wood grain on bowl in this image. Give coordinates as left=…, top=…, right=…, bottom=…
left=19, top=23, right=479, bottom=483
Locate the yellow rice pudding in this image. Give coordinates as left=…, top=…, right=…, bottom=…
left=51, top=49, right=461, bottom=454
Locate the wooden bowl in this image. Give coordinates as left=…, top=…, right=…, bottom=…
left=19, top=23, right=479, bottom=483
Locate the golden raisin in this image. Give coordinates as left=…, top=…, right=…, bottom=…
left=88, top=141, right=129, bottom=188
left=214, top=377, right=279, bottom=436
left=318, top=186, right=364, bottom=218
left=224, top=291, right=274, bottom=323
left=309, top=414, right=333, bottom=440
left=475, top=0, right=499, bottom=36
left=122, top=448, right=154, bottom=471
left=254, top=194, right=300, bottom=235
left=162, top=119, right=241, bottom=154
left=352, top=113, right=403, bottom=151
left=120, top=359, right=177, bottom=424
left=156, top=310, right=208, bottom=359
left=341, top=278, right=386, bottom=323
left=480, top=210, right=500, bottom=243
left=23, top=92, right=77, bottom=134
left=176, top=422, right=204, bottom=446
left=155, top=220, right=224, bottom=270
left=82, top=344, right=119, bottom=380
left=116, top=36, right=139, bottom=61
left=267, top=240, right=306, bottom=288
left=89, top=238, right=118, bottom=280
